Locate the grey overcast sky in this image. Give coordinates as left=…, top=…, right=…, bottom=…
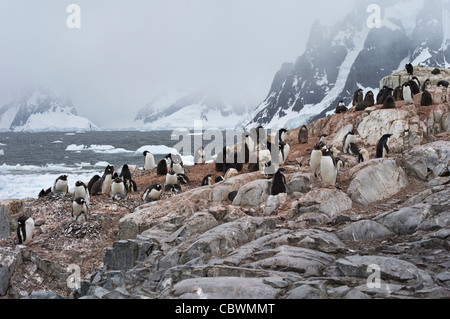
left=0, top=0, right=356, bottom=128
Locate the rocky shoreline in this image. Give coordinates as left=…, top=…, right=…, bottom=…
left=1, top=70, right=450, bottom=299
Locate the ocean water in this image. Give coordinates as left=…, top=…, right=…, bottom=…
left=0, top=131, right=193, bottom=200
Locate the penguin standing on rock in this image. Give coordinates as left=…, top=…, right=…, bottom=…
left=382, top=96, right=396, bottom=109
left=201, top=174, right=212, bottom=186
left=422, top=79, right=431, bottom=92
left=421, top=90, right=433, bottom=106
left=142, top=184, right=162, bottom=203
left=143, top=151, right=157, bottom=170
left=72, top=197, right=90, bottom=222
left=343, top=130, right=356, bottom=154
left=393, top=86, right=403, bottom=101
left=335, top=101, right=348, bottom=114
left=164, top=169, right=182, bottom=193
left=101, top=165, right=115, bottom=195
left=402, top=82, right=414, bottom=104
left=157, top=158, right=168, bottom=176
left=120, top=164, right=137, bottom=193
left=358, top=149, right=370, bottom=163
left=376, top=134, right=392, bottom=159
left=52, top=175, right=69, bottom=195
left=310, top=141, right=326, bottom=178
left=320, top=149, right=339, bottom=188
left=110, top=177, right=127, bottom=200
left=194, top=147, right=206, bottom=165
left=74, top=181, right=90, bottom=204
left=364, top=91, right=375, bottom=107
left=298, top=125, right=309, bottom=144
left=405, top=63, right=414, bottom=75
left=437, top=80, right=449, bottom=88
left=271, top=168, right=287, bottom=196
left=352, top=89, right=364, bottom=106
left=17, top=216, right=34, bottom=245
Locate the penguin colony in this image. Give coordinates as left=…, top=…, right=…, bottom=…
left=23, top=63, right=446, bottom=246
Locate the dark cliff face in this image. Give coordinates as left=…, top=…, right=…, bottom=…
left=247, top=0, right=449, bottom=129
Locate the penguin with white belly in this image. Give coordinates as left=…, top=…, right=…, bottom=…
left=110, top=177, right=127, bottom=200
left=142, top=184, right=162, bottom=203
left=52, top=175, right=69, bottom=196
left=320, top=149, right=340, bottom=188
left=73, top=181, right=90, bottom=204
left=143, top=151, right=157, bottom=170
left=72, top=197, right=90, bottom=222
left=17, top=216, right=34, bottom=245
left=310, top=141, right=326, bottom=178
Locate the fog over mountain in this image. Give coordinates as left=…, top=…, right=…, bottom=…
left=0, top=0, right=353, bottom=130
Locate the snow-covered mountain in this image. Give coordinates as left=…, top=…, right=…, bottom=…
left=134, top=89, right=254, bottom=130
left=246, top=0, right=450, bottom=130
left=0, top=87, right=99, bottom=132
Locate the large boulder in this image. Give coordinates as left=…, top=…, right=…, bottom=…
left=347, top=159, right=408, bottom=206
left=337, top=220, right=394, bottom=242
left=232, top=180, right=270, bottom=207
left=403, top=141, right=450, bottom=181
left=294, top=188, right=353, bottom=220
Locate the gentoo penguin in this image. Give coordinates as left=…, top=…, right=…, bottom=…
left=310, top=141, right=326, bottom=178
left=355, top=102, right=368, bottom=111
left=110, top=177, right=127, bottom=200
left=412, top=77, right=421, bottom=91
left=431, top=68, right=441, bottom=75
left=17, top=216, right=34, bottom=245
left=376, top=87, right=388, bottom=105
left=381, top=87, right=394, bottom=104
left=298, top=125, right=309, bottom=144
left=278, top=128, right=288, bottom=143
left=393, top=86, right=403, bottom=101
left=177, top=173, right=190, bottom=185
left=348, top=142, right=359, bottom=156
left=320, top=149, right=339, bottom=187
left=421, top=90, right=433, bottom=106
left=352, top=89, right=364, bottom=106
left=52, top=175, right=69, bottom=195
left=358, top=149, right=370, bottom=163
left=437, top=80, right=449, bottom=88
left=100, top=165, right=115, bottom=195
left=271, top=168, right=287, bottom=196
left=421, top=79, right=431, bottom=92
left=165, top=169, right=179, bottom=186
left=201, top=174, right=212, bottom=186
left=364, top=91, right=375, bottom=107
left=38, top=188, right=51, bottom=198
left=194, top=147, right=206, bottom=165
left=142, top=184, right=162, bottom=203
left=72, top=197, right=90, bottom=222
left=405, top=63, right=414, bottom=75
left=215, top=176, right=224, bottom=183
left=88, top=175, right=101, bottom=195
left=143, top=151, right=157, bottom=170
left=408, top=79, right=420, bottom=95
left=224, top=168, right=239, bottom=180
left=157, top=158, right=168, bottom=176
left=382, top=96, right=396, bottom=109
left=279, top=141, right=290, bottom=165
left=74, top=181, right=90, bottom=204
left=376, top=134, right=392, bottom=159
left=343, top=130, right=356, bottom=154
left=336, top=101, right=348, bottom=114
left=222, top=146, right=244, bottom=174
left=120, top=164, right=137, bottom=192
left=169, top=154, right=185, bottom=175
left=402, top=82, right=414, bottom=103
left=258, top=149, right=273, bottom=174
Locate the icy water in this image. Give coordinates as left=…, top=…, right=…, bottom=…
left=0, top=131, right=190, bottom=200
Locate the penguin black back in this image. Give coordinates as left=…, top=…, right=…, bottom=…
left=88, top=175, right=101, bottom=195
left=405, top=63, right=413, bottom=75
left=376, top=87, right=387, bottom=105
left=335, top=101, right=348, bottom=114
left=271, top=168, right=287, bottom=196
left=437, top=80, right=449, bottom=88
left=393, top=86, right=403, bottom=101
left=408, top=80, right=420, bottom=95
left=352, top=89, right=363, bottom=106
left=298, top=125, right=308, bottom=144
left=376, top=134, right=392, bottom=159
left=157, top=159, right=168, bottom=176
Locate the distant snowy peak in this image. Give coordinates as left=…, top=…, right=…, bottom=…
left=134, top=90, right=253, bottom=130
left=246, top=0, right=450, bottom=130
left=0, top=87, right=99, bottom=132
